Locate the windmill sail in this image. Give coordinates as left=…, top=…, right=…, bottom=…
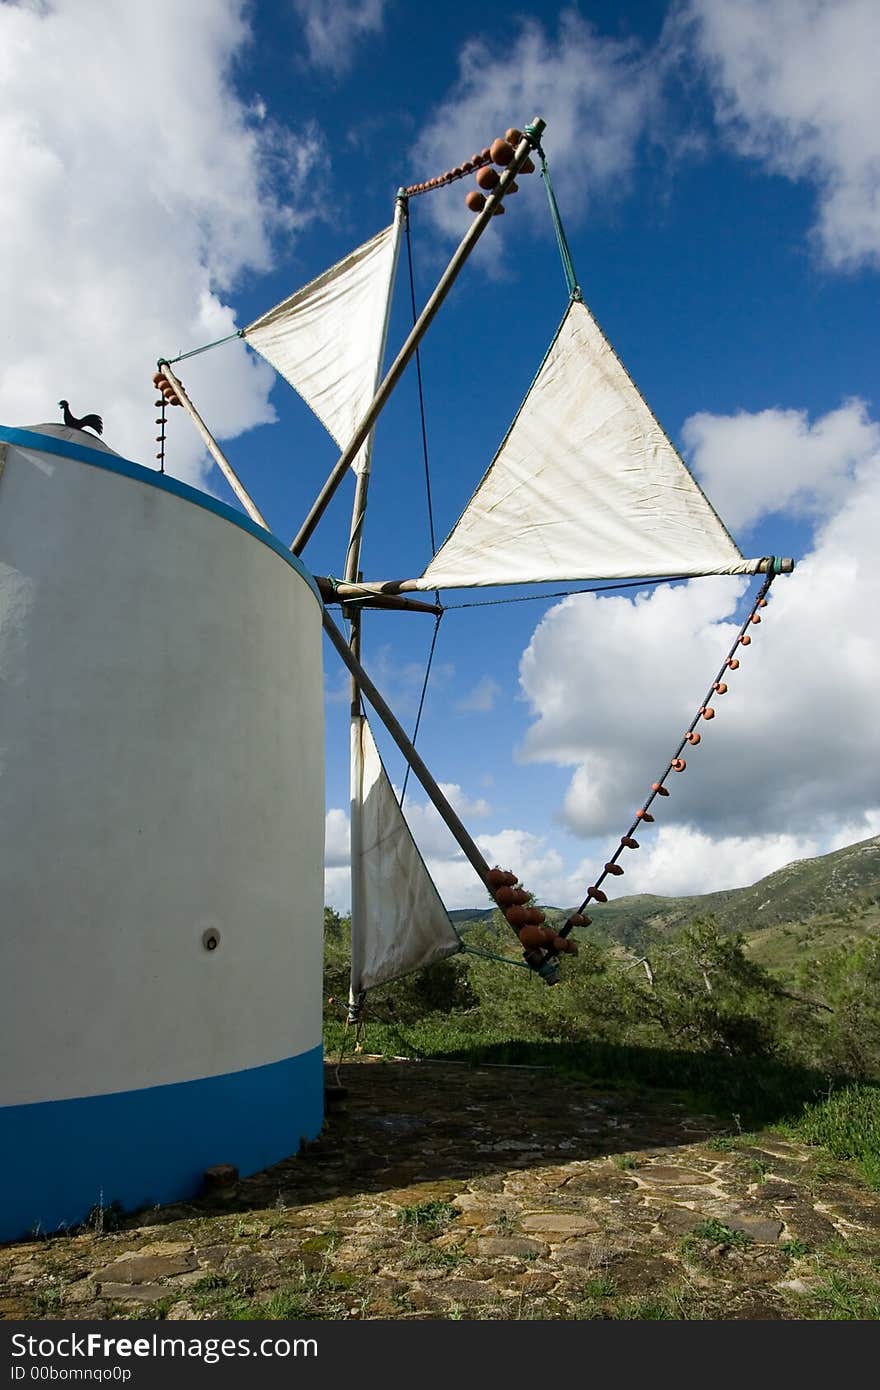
left=243, top=220, right=402, bottom=475
left=349, top=715, right=461, bottom=995
left=413, top=298, right=757, bottom=590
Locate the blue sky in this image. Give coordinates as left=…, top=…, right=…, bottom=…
left=3, top=0, right=878, bottom=910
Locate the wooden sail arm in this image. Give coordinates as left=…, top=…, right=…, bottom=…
left=325, top=558, right=795, bottom=599
left=314, top=578, right=442, bottom=615
left=322, top=606, right=563, bottom=984
left=290, top=120, right=546, bottom=558
left=155, top=362, right=269, bottom=530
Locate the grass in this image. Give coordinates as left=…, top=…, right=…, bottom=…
left=786, top=1239, right=880, bottom=1320
left=786, top=1083, right=880, bottom=1189
left=185, top=1262, right=352, bottom=1321
left=681, top=1219, right=754, bottom=1254
left=809, top=1271, right=880, bottom=1320
left=327, top=1020, right=838, bottom=1131
left=397, top=1200, right=458, bottom=1230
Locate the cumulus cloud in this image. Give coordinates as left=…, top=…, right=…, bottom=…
left=678, top=0, right=880, bottom=269
left=613, top=826, right=821, bottom=898
left=682, top=399, right=880, bottom=532
left=324, top=807, right=351, bottom=867
left=520, top=400, right=880, bottom=871
left=0, top=0, right=322, bottom=490
left=411, top=10, right=660, bottom=243
left=292, top=0, right=386, bottom=75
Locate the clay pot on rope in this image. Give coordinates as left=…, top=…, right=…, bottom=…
left=490, top=138, right=515, bottom=165
left=517, top=924, right=547, bottom=950
left=487, top=867, right=516, bottom=889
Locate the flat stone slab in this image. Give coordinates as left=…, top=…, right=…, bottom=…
left=717, top=1213, right=784, bottom=1244
left=437, top=1278, right=499, bottom=1305
left=551, top=1239, right=611, bottom=1267
left=521, top=1213, right=601, bottom=1235
left=97, top=1283, right=174, bottom=1303
left=639, top=1166, right=715, bottom=1186
left=654, top=1207, right=707, bottom=1235
left=748, top=1141, right=810, bottom=1161
left=471, top=1237, right=546, bottom=1258
left=136, top=1240, right=194, bottom=1258
left=773, top=1204, right=839, bottom=1245
left=93, top=1254, right=196, bottom=1284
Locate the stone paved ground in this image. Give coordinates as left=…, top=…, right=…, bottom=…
left=2, top=1057, right=879, bottom=1321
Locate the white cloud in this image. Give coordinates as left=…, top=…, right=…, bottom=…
left=411, top=10, right=659, bottom=244
left=323, top=865, right=352, bottom=912
left=0, top=0, right=322, bottom=491
left=292, top=0, right=386, bottom=75
left=679, top=0, right=880, bottom=269
left=614, top=826, right=821, bottom=898
left=455, top=676, right=501, bottom=713
left=324, top=807, right=351, bottom=867
left=395, top=782, right=490, bottom=860
left=682, top=399, right=880, bottom=533
left=419, top=824, right=579, bottom=912
left=519, top=400, right=880, bottom=871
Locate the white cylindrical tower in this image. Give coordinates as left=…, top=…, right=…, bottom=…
left=0, top=424, right=325, bottom=1241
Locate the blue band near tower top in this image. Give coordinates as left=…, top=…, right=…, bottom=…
left=0, top=425, right=322, bottom=605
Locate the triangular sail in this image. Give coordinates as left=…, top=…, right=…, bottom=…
left=414, top=299, right=754, bottom=589
left=349, top=715, right=461, bottom=996
left=243, top=221, right=401, bottom=474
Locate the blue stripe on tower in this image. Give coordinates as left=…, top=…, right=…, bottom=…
left=0, top=1046, right=323, bottom=1242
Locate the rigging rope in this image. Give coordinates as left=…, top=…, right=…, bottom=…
left=399, top=611, right=443, bottom=808
left=461, top=943, right=531, bottom=971
left=163, top=329, right=244, bottom=367
left=398, top=201, right=443, bottom=809
left=559, top=571, right=777, bottom=937
left=538, top=147, right=581, bottom=301
left=444, top=574, right=700, bottom=610
left=404, top=207, right=439, bottom=561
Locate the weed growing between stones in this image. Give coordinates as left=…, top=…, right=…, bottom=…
left=680, top=1219, right=755, bottom=1255
left=397, top=1200, right=458, bottom=1230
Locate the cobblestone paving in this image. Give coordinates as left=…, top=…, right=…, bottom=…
left=2, top=1058, right=879, bottom=1320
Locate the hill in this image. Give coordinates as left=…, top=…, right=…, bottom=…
left=453, top=836, right=880, bottom=971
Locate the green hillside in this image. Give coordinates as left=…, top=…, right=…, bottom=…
left=449, top=837, right=880, bottom=978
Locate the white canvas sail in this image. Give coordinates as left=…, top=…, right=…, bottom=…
left=243, top=219, right=402, bottom=474
left=349, top=715, right=461, bottom=996
left=414, top=298, right=756, bottom=589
